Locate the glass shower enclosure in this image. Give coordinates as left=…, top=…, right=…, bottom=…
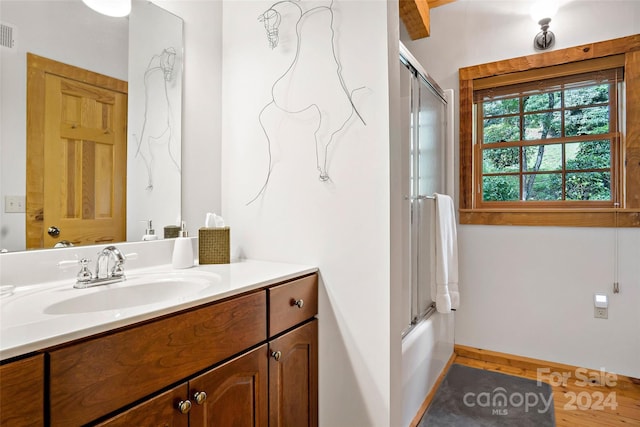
left=400, top=47, right=447, bottom=336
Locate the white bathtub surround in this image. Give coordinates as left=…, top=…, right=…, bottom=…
left=401, top=313, right=454, bottom=427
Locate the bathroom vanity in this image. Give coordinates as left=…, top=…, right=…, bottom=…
left=0, top=259, right=318, bottom=426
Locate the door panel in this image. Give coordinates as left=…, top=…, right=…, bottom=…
left=43, top=73, right=127, bottom=247
left=26, top=54, right=127, bottom=249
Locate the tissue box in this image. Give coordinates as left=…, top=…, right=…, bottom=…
left=198, top=227, right=230, bottom=264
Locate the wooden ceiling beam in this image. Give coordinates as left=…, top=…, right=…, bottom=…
left=428, top=0, right=457, bottom=9
left=400, top=0, right=431, bottom=40
left=399, top=0, right=457, bottom=40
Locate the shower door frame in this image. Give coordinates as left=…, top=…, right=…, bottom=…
left=400, top=45, right=448, bottom=337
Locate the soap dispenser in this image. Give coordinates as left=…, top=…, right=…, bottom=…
left=141, top=220, right=158, bottom=241
left=172, top=221, right=193, bottom=269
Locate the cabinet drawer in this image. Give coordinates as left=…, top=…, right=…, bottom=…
left=49, top=291, right=266, bottom=426
left=269, top=274, right=317, bottom=337
left=0, top=354, right=45, bottom=427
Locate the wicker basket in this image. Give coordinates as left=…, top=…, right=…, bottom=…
left=198, top=227, right=230, bottom=264
left=164, top=225, right=180, bottom=239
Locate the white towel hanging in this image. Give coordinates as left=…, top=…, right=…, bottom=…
left=432, top=193, right=459, bottom=313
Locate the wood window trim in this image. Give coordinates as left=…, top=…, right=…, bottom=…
left=459, top=34, right=640, bottom=227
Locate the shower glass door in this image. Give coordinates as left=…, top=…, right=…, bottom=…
left=401, top=54, right=447, bottom=334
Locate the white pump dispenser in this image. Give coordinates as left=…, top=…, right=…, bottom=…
left=171, top=221, right=193, bottom=269
left=141, top=219, right=158, bottom=241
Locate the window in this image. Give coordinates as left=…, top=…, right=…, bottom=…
left=476, top=67, right=622, bottom=207
left=459, top=35, right=640, bottom=227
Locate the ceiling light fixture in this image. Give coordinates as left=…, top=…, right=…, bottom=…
left=82, top=0, right=131, bottom=17
left=530, top=0, right=558, bottom=51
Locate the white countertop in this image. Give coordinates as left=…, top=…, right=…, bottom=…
left=0, top=259, right=317, bottom=361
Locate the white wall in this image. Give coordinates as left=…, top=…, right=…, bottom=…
left=0, top=1, right=127, bottom=251
left=222, top=1, right=401, bottom=425
left=401, top=0, right=640, bottom=377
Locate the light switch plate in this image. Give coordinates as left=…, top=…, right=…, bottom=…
left=4, top=195, right=25, bottom=213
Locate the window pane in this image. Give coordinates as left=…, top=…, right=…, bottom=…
left=523, top=92, right=561, bottom=112
left=565, top=106, right=609, bottom=136
left=566, top=172, right=611, bottom=200
left=524, top=144, right=562, bottom=172
left=565, top=84, right=609, bottom=107
left=483, top=117, right=520, bottom=143
left=523, top=112, right=561, bottom=140
left=483, top=98, right=519, bottom=117
left=483, top=147, right=519, bottom=173
left=483, top=175, right=519, bottom=201
left=566, top=140, right=611, bottom=170
left=523, top=174, right=562, bottom=200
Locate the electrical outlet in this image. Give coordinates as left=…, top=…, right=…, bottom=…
left=594, top=307, right=608, bottom=319
left=4, top=195, right=25, bottom=213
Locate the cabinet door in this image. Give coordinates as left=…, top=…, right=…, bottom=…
left=0, top=354, right=44, bottom=427
left=95, top=383, right=189, bottom=427
left=189, top=345, right=268, bottom=427
left=269, top=320, right=318, bottom=427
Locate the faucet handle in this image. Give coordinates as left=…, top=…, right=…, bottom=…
left=77, top=258, right=93, bottom=283
left=57, top=258, right=82, bottom=269
left=112, top=258, right=126, bottom=278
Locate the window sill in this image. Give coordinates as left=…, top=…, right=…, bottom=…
left=459, top=209, right=640, bottom=227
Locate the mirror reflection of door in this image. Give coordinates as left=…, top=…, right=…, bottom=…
left=26, top=54, right=127, bottom=249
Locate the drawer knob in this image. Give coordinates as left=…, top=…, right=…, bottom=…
left=177, top=399, right=192, bottom=414
left=194, top=391, right=208, bottom=405
left=293, top=299, right=304, bottom=309
left=271, top=350, right=282, bottom=361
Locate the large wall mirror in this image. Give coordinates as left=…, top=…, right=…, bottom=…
left=0, top=0, right=183, bottom=252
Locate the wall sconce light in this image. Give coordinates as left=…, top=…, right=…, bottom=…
left=530, top=0, right=558, bottom=51
left=82, top=0, right=131, bottom=17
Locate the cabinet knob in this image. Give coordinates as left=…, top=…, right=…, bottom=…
left=293, top=299, right=304, bottom=309
left=193, top=391, right=208, bottom=405
left=177, top=399, right=192, bottom=414
left=271, top=350, right=282, bottom=361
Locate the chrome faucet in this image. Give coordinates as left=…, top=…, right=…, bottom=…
left=74, top=245, right=127, bottom=289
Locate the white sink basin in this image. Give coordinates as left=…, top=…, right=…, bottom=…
left=0, top=271, right=223, bottom=328
left=44, top=273, right=217, bottom=314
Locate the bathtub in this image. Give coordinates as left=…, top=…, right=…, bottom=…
left=401, top=311, right=454, bottom=426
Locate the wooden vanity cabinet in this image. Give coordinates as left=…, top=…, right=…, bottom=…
left=0, top=354, right=45, bottom=427
left=43, top=271, right=318, bottom=426
left=49, top=291, right=267, bottom=426
left=267, top=274, right=319, bottom=427
left=97, top=345, right=268, bottom=427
